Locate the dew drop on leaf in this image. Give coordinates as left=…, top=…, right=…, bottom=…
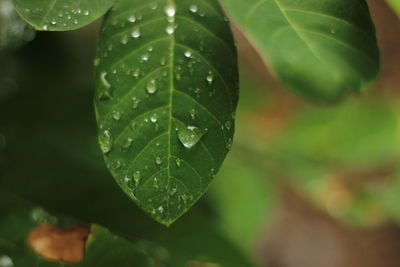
left=127, top=15, right=136, bottom=23
left=206, top=72, right=214, bottom=84
left=166, top=25, right=175, bottom=35
left=112, top=110, right=121, bottom=121
left=121, top=138, right=133, bottom=151
left=178, top=126, right=205, bottom=148
left=132, top=96, right=140, bottom=108
left=131, top=27, right=140, bottom=38
left=146, top=79, right=157, bottom=94
left=99, top=129, right=113, bottom=154
left=189, top=5, right=198, bottom=13
left=155, top=156, right=162, bottom=165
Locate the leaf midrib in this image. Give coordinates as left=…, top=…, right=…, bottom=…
left=166, top=0, right=176, bottom=222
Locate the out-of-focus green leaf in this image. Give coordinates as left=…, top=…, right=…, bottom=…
left=276, top=99, right=400, bottom=167
left=208, top=149, right=277, bottom=251
left=0, top=192, right=156, bottom=266
left=0, top=0, right=34, bottom=50
left=95, top=0, right=239, bottom=225
left=221, top=0, right=380, bottom=101
left=0, top=32, right=254, bottom=267
left=270, top=98, right=400, bottom=227
left=12, top=0, right=114, bottom=31
left=387, top=0, right=400, bottom=16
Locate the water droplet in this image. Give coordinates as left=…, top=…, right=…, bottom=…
left=175, top=158, right=182, bottom=167
left=73, top=19, right=78, bottom=24
left=0, top=255, right=13, bottom=267
left=178, top=126, right=205, bottom=148
left=225, top=121, right=232, bottom=130
left=150, top=3, right=158, bottom=10
left=165, top=5, right=176, bottom=17
left=121, top=138, right=133, bottom=151
left=184, top=51, right=192, bottom=58
left=128, top=15, right=136, bottom=23
left=155, top=156, right=162, bottom=165
left=132, top=96, right=140, bottom=109
left=133, top=171, right=142, bottom=186
left=141, top=54, right=149, bottom=62
left=99, top=129, right=113, bottom=154
left=226, top=137, right=233, bottom=150
left=160, top=57, right=167, bottom=66
left=146, top=79, right=157, bottom=94
left=125, top=176, right=135, bottom=190
left=330, top=29, right=336, bottom=34
left=189, top=5, right=198, bottom=13
left=166, top=25, right=175, bottom=35
left=110, top=160, right=121, bottom=170
left=150, top=114, right=158, bottom=123
left=158, top=206, right=164, bottom=213
left=42, top=25, right=48, bottom=31
left=100, top=72, right=111, bottom=88
left=84, top=10, right=90, bottom=16
left=112, top=110, right=121, bottom=121
left=189, top=109, right=196, bottom=119
left=153, top=177, right=159, bottom=190
left=121, top=35, right=128, bottom=44
left=131, top=27, right=141, bottom=38
left=206, top=72, right=214, bottom=84
left=51, top=21, right=57, bottom=25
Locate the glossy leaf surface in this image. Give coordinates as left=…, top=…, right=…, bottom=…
left=95, top=0, right=239, bottom=224
left=12, top=0, right=114, bottom=31
left=221, top=0, right=380, bottom=101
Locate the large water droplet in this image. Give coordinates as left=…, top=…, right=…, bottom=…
left=178, top=126, right=205, bottom=148
left=99, top=129, right=113, bottom=154
left=155, top=156, right=162, bottom=165
left=146, top=79, right=157, bottom=94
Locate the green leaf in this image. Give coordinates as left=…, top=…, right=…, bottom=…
left=11, top=0, right=115, bottom=31
left=387, top=0, right=400, bottom=16
left=94, top=0, right=238, bottom=224
left=0, top=35, right=254, bottom=267
left=220, top=0, right=380, bottom=101
left=0, top=192, right=157, bottom=266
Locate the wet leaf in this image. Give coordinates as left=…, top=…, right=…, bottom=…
left=94, top=0, right=239, bottom=224
left=11, top=0, right=114, bottom=31
left=221, top=0, right=380, bottom=101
